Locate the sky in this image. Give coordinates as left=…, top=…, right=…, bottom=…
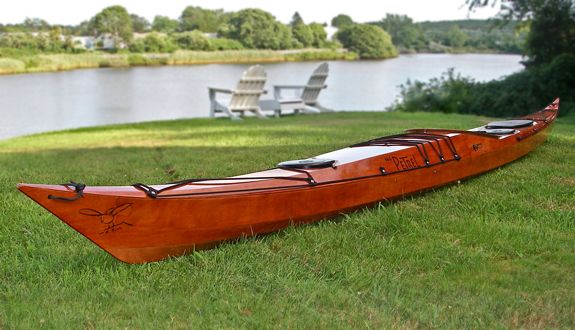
left=0, top=0, right=501, bottom=26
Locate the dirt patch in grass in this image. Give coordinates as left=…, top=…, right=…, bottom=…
left=508, top=306, right=560, bottom=329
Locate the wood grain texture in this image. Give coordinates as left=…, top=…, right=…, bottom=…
left=18, top=100, right=559, bottom=264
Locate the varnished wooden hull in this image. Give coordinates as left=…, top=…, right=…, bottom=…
left=18, top=100, right=559, bottom=263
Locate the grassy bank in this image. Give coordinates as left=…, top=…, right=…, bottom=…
left=0, top=49, right=357, bottom=75
left=0, top=111, right=573, bottom=328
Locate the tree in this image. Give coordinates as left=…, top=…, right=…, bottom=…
left=130, top=32, right=176, bottom=52
left=90, top=5, right=133, bottom=47
left=374, top=14, right=427, bottom=50
left=46, top=26, right=66, bottom=52
left=445, top=25, right=469, bottom=47
left=293, top=24, right=314, bottom=47
left=291, top=12, right=304, bottom=27
left=220, top=9, right=293, bottom=49
left=331, top=14, right=354, bottom=28
left=309, top=23, right=328, bottom=47
left=336, top=24, right=398, bottom=59
left=275, top=24, right=294, bottom=50
left=524, top=0, right=575, bottom=65
left=152, top=16, right=179, bottom=33
left=130, top=14, right=150, bottom=33
left=180, top=6, right=227, bottom=32
left=73, top=20, right=93, bottom=36
left=23, top=18, right=50, bottom=32
left=171, top=31, right=212, bottom=50
left=467, top=0, right=575, bottom=66
left=290, top=12, right=313, bottom=47
left=466, top=0, right=538, bottom=20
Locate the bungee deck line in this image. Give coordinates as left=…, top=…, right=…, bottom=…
left=130, top=131, right=463, bottom=198
left=129, top=157, right=463, bottom=199
left=44, top=131, right=463, bottom=200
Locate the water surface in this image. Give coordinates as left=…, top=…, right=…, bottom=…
left=0, top=54, right=523, bottom=140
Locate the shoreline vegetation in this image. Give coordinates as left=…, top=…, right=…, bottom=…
left=0, top=46, right=522, bottom=77
left=0, top=45, right=521, bottom=76
left=0, top=49, right=357, bottom=75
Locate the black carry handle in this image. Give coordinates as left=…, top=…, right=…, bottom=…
left=47, top=181, right=86, bottom=201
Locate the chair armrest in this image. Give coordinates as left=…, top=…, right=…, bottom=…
left=274, top=85, right=305, bottom=99
left=208, top=87, right=234, bottom=103
left=208, top=87, right=233, bottom=94
left=209, top=88, right=266, bottom=94
left=274, top=85, right=307, bottom=90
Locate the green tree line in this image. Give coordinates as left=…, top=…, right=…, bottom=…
left=1, top=6, right=349, bottom=55
left=0, top=6, right=342, bottom=54
left=0, top=4, right=527, bottom=60
left=370, top=15, right=525, bottom=54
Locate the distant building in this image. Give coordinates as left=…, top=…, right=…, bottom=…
left=100, top=35, right=122, bottom=49
left=71, top=36, right=94, bottom=49
left=203, top=32, right=218, bottom=39
left=0, top=31, right=129, bottom=50
left=71, top=35, right=125, bottom=50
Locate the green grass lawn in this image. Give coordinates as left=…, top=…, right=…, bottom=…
left=0, top=111, right=573, bottom=328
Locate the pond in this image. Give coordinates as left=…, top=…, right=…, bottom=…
left=0, top=53, right=523, bottom=140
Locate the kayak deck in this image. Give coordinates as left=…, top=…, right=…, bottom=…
left=17, top=99, right=559, bottom=263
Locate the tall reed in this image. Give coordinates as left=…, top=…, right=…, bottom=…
left=0, top=49, right=358, bottom=75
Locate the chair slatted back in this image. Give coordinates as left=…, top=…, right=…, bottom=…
left=229, top=65, right=267, bottom=111
left=301, top=63, right=329, bottom=104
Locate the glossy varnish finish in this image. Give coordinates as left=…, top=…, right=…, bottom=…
left=18, top=100, right=559, bottom=263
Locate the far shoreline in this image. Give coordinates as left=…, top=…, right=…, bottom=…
left=0, top=49, right=358, bottom=76
left=0, top=48, right=522, bottom=76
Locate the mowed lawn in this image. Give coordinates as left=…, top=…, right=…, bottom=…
left=0, top=111, right=573, bottom=328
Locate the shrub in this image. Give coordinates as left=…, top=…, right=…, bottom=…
left=209, top=38, right=244, bottom=50
left=171, top=31, right=212, bottom=51
left=0, top=47, right=38, bottom=58
left=0, top=58, right=25, bottom=74
left=336, top=24, right=398, bottom=59
left=465, top=54, right=575, bottom=117
left=285, top=49, right=358, bottom=61
left=323, top=40, right=343, bottom=50
left=0, top=31, right=76, bottom=54
left=0, top=33, right=38, bottom=50
left=391, top=54, right=575, bottom=117
left=391, top=68, right=474, bottom=113
left=291, top=39, right=304, bottom=49
left=127, top=54, right=150, bottom=65
left=129, top=33, right=176, bottom=53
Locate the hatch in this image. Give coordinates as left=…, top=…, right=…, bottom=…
left=278, top=158, right=336, bottom=169
left=486, top=119, right=534, bottom=129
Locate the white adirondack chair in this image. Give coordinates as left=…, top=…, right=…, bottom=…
left=208, top=65, right=270, bottom=120
left=272, top=62, right=332, bottom=114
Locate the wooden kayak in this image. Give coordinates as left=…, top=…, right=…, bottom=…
left=18, top=99, right=559, bottom=264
